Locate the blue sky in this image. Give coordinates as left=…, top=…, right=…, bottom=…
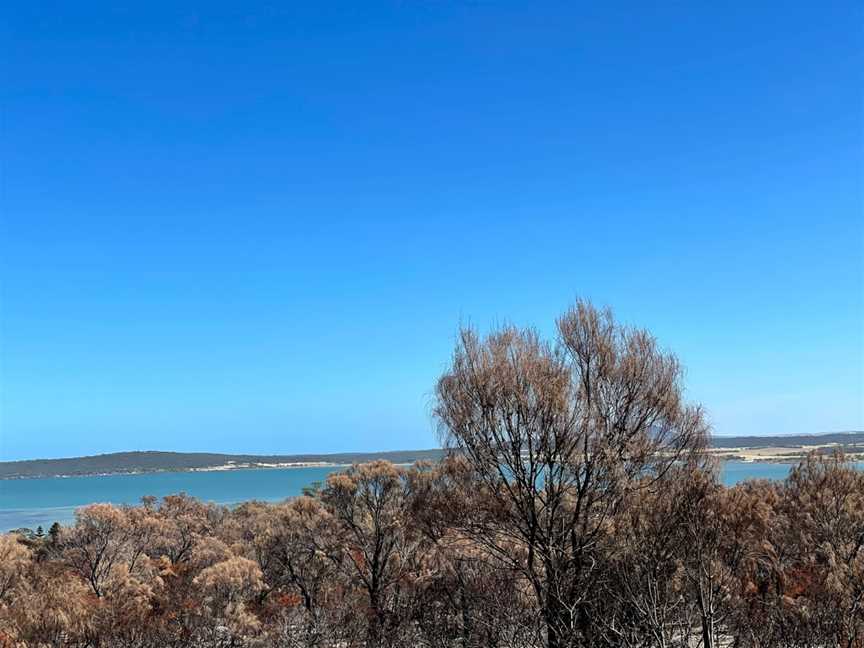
left=1, top=2, right=862, bottom=461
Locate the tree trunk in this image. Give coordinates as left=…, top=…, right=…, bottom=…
left=701, top=616, right=714, bottom=648
left=697, top=588, right=714, bottom=648
left=459, top=586, right=473, bottom=648
left=547, top=622, right=562, bottom=648
left=368, top=587, right=386, bottom=648
left=544, top=594, right=572, bottom=648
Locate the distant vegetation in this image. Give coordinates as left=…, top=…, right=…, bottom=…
left=0, top=449, right=446, bottom=480
left=3, top=433, right=861, bottom=480
left=710, top=431, right=863, bottom=448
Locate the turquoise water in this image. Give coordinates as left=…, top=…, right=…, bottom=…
left=1, top=461, right=861, bottom=531
left=719, top=460, right=802, bottom=484
left=0, top=466, right=343, bottom=531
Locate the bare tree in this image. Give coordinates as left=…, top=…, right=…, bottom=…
left=319, top=460, right=425, bottom=648
left=149, top=493, right=219, bottom=566
left=409, top=458, right=540, bottom=648
left=63, top=503, right=135, bottom=598
left=780, top=452, right=864, bottom=648
left=264, top=496, right=344, bottom=647
left=596, top=465, right=708, bottom=648
left=434, top=300, right=709, bottom=648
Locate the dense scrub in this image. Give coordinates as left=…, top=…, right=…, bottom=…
left=1, top=454, right=861, bottom=647
left=2, top=302, right=861, bottom=647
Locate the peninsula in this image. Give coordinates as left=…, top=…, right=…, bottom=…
left=2, top=432, right=861, bottom=480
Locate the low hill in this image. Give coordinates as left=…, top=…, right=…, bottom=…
left=0, top=449, right=446, bottom=480
left=2, top=432, right=861, bottom=479
left=710, top=431, right=864, bottom=448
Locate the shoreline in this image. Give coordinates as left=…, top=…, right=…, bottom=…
left=0, top=462, right=350, bottom=481
left=3, top=452, right=863, bottom=481
left=706, top=442, right=864, bottom=464
left=0, top=460, right=427, bottom=481
left=3, top=460, right=863, bottom=533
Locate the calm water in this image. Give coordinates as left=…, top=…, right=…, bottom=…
left=2, top=461, right=861, bottom=531
left=0, top=466, right=343, bottom=531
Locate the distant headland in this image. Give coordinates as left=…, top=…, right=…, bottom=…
left=0, top=449, right=446, bottom=480
left=1, top=432, right=862, bottom=480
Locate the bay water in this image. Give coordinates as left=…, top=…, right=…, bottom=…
left=2, top=461, right=861, bottom=532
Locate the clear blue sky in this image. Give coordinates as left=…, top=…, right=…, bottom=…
left=1, top=2, right=862, bottom=461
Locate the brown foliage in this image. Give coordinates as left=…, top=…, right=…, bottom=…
left=434, top=300, right=709, bottom=647
left=1, top=302, right=860, bottom=648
